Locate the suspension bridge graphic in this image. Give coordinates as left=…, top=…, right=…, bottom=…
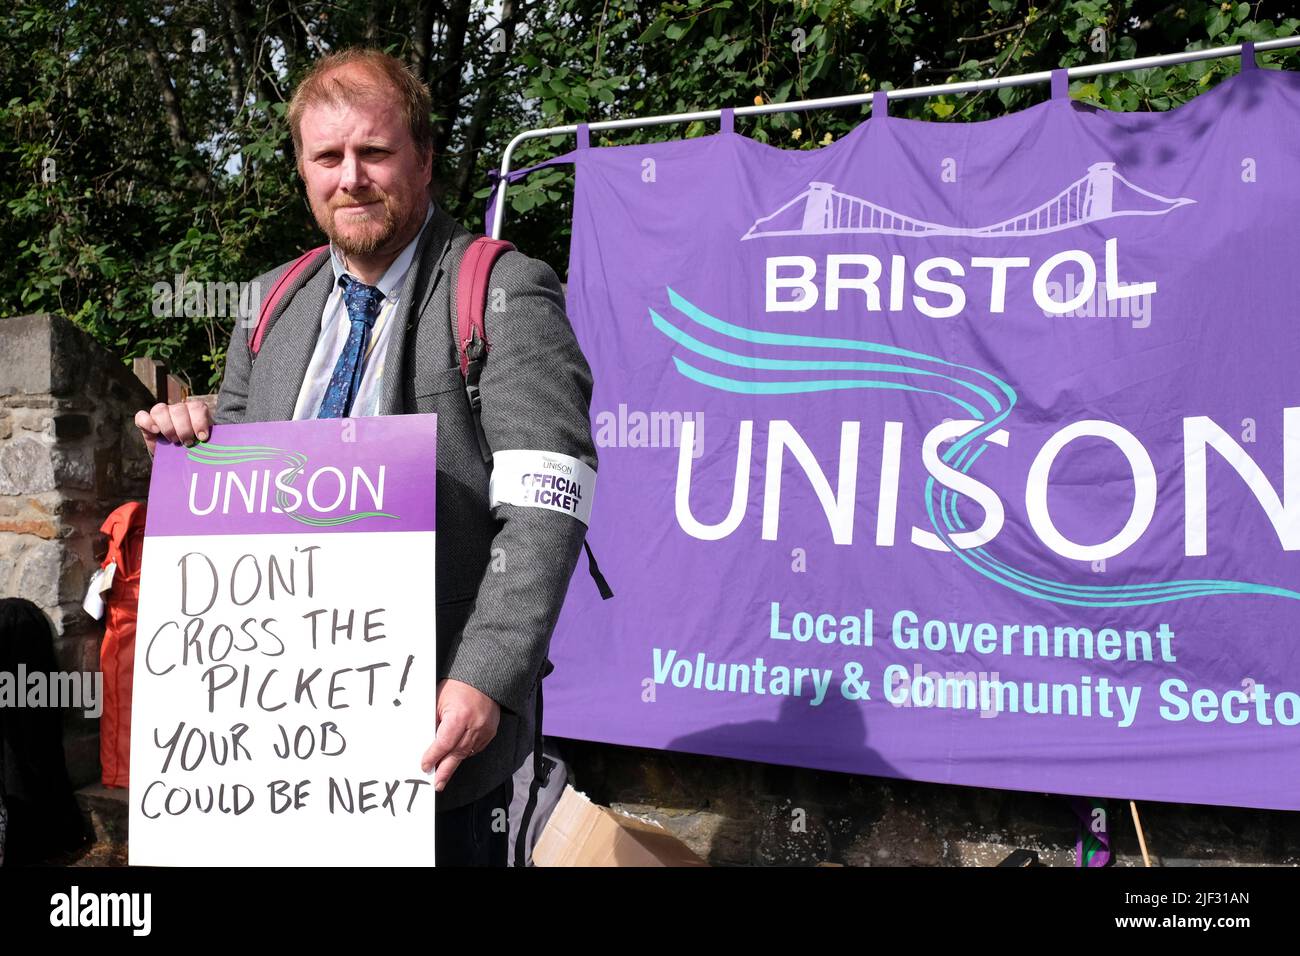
left=741, top=162, right=1195, bottom=240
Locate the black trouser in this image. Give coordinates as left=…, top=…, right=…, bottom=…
left=435, top=777, right=513, bottom=867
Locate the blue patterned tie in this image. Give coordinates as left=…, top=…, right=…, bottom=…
left=316, top=275, right=384, bottom=419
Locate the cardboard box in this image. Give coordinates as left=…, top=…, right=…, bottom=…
left=532, top=786, right=709, bottom=867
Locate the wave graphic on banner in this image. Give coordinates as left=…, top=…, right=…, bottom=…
left=186, top=442, right=399, bottom=526
left=742, top=162, right=1195, bottom=240
left=649, top=288, right=1300, bottom=607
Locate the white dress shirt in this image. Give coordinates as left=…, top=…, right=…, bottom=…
left=292, top=203, right=434, bottom=420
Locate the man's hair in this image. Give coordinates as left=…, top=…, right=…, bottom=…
left=287, top=48, right=433, bottom=170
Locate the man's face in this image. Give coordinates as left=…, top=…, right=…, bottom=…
left=298, top=82, right=431, bottom=259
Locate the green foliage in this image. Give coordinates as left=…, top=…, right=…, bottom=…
left=1, top=1, right=1296, bottom=389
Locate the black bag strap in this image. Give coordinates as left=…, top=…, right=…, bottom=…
left=514, top=660, right=556, bottom=867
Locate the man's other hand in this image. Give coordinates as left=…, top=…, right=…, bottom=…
left=134, top=400, right=213, bottom=457
left=421, top=678, right=502, bottom=792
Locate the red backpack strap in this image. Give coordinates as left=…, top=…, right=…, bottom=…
left=455, top=236, right=615, bottom=604
left=455, top=236, right=514, bottom=375
left=455, top=237, right=514, bottom=466
left=249, top=244, right=330, bottom=356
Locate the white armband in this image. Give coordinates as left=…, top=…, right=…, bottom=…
left=488, top=450, right=597, bottom=525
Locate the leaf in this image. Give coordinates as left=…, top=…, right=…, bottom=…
left=806, top=54, right=831, bottom=83
left=636, top=17, right=668, bottom=44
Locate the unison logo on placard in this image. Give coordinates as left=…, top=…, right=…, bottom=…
left=184, top=443, right=398, bottom=526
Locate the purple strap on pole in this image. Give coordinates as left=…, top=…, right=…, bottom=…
left=872, top=90, right=888, bottom=118
left=1051, top=68, right=1069, bottom=100
left=484, top=148, right=582, bottom=233
left=576, top=123, right=590, bottom=148
left=720, top=108, right=735, bottom=134
left=1242, top=41, right=1257, bottom=70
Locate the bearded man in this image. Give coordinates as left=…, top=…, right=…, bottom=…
left=134, top=48, right=598, bottom=867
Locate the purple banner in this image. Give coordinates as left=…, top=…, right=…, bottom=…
left=547, top=68, right=1300, bottom=810
left=144, top=415, right=438, bottom=538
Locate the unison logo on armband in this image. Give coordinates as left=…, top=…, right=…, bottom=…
left=489, top=450, right=597, bottom=525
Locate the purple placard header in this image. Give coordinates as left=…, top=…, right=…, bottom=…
left=144, top=415, right=437, bottom=537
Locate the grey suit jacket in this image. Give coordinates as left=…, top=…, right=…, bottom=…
left=214, top=202, right=598, bottom=811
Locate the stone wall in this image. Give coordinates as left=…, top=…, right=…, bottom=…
left=0, top=313, right=154, bottom=785
left=559, top=741, right=1300, bottom=866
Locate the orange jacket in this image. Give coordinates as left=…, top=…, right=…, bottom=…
left=98, top=500, right=146, bottom=789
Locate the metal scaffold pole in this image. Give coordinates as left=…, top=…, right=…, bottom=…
left=490, top=36, right=1300, bottom=239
